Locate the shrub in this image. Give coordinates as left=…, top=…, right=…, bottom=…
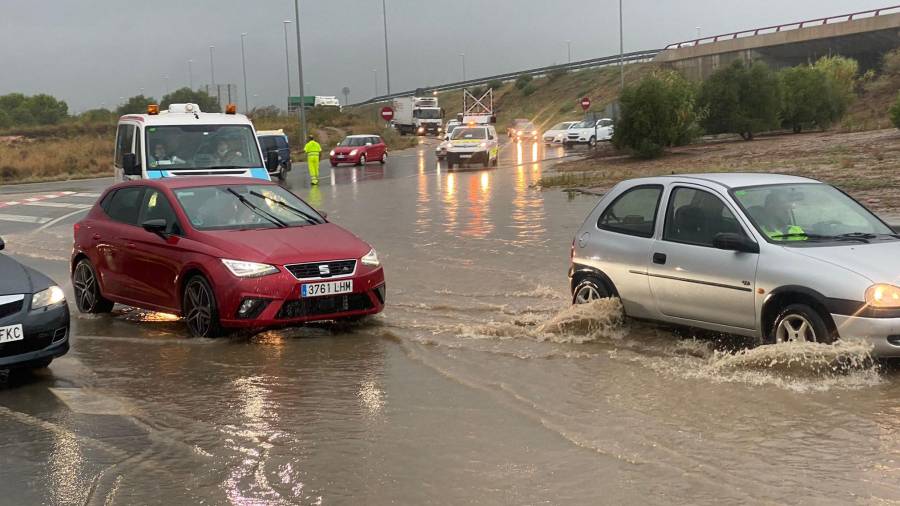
left=116, top=95, right=157, bottom=116
left=0, top=93, right=68, bottom=126
left=890, top=92, right=900, bottom=129
left=515, top=74, right=533, bottom=90
left=548, top=68, right=568, bottom=81
left=613, top=70, right=700, bottom=158
left=487, top=80, right=504, bottom=91
left=780, top=66, right=832, bottom=132
left=698, top=60, right=781, bottom=140
left=522, top=84, right=537, bottom=96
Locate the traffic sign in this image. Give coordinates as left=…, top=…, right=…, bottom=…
left=580, top=97, right=591, bottom=111
left=380, top=106, right=394, bottom=121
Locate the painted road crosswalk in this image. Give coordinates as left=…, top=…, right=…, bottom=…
left=0, top=191, right=101, bottom=231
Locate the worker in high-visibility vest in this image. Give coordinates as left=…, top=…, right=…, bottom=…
left=303, top=135, right=322, bottom=185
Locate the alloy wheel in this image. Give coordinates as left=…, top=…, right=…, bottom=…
left=184, top=280, right=213, bottom=337
left=775, top=314, right=817, bottom=343
left=73, top=262, right=96, bottom=311
left=574, top=284, right=602, bottom=304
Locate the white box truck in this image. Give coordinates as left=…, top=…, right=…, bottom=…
left=392, top=96, right=443, bottom=136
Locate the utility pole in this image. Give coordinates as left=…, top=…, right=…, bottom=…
left=241, top=33, right=249, bottom=113
left=293, top=0, right=308, bottom=142
left=188, top=59, right=193, bottom=89
left=382, top=0, right=391, bottom=95
left=209, top=45, right=218, bottom=106
left=566, top=40, right=572, bottom=63
left=283, top=20, right=292, bottom=111
left=619, top=0, right=624, bottom=90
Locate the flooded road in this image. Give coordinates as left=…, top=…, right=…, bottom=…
left=2, top=138, right=900, bottom=504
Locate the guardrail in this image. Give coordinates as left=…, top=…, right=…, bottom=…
left=665, top=5, right=900, bottom=49
left=351, top=49, right=661, bottom=106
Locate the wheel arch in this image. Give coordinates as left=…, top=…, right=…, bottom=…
left=178, top=264, right=215, bottom=313
left=761, top=285, right=837, bottom=337
left=570, top=264, right=620, bottom=298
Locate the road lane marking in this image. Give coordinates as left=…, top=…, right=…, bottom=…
left=72, top=192, right=101, bottom=198
left=0, top=213, right=51, bottom=224
left=23, top=201, right=92, bottom=209
left=34, top=207, right=89, bottom=232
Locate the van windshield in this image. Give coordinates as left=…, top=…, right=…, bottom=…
left=451, top=128, right=486, bottom=140
left=146, top=125, right=262, bottom=170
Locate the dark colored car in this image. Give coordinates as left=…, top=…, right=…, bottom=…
left=510, top=121, right=539, bottom=142
left=71, top=177, right=386, bottom=338
left=506, top=118, right=530, bottom=137
left=257, top=130, right=292, bottom=181
left=0, top=236, right=70, bottom=370
left=329, top=135, right=388, bottom=166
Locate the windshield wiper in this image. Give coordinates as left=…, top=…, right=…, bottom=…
left=225, top=187, right=287, bottom=228
left=248, top=191, right=320, bottom=225
left=770, top=232, right=869, bottom=243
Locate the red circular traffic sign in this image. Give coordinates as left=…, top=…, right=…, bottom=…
left=380, top=106, right=394, bottom=121
left=580, top=97, right=591, bottom=111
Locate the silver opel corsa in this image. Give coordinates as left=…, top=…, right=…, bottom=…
left=569, top=173, right=900, bottom=356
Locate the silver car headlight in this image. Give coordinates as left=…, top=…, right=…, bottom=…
left=361, top=248, right=380, bottom=267
left=221, top=259, right=279, bottom=278
left=866, top=284, right=900, bottom=308
left=31, top=285, right=65, bottom=310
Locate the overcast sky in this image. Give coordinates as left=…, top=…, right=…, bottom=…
left=0, top=0, right=891, bottom=112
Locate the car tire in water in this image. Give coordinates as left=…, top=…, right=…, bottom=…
left=588, top=136, right=597, bottom=148
left=357, top=154, right=366, bottom=166
left=182, top=275, right=223, bottom=338
left=380, top=152, right=387, bottom=164
left=277, top=164, right=287, bottom=181
left=769, top=303, right=834, bottom=344
left=73, top=259, right=114, bottom=314
left=572, top=276, right=611, bottom=305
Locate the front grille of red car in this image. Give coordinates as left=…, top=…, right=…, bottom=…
left=276, top=293, right=373, bottom=319
left=285, top=260, right=356, bottom=280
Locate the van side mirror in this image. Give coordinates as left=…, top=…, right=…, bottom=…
left=713, top=233, right=759, bottom=254
left=123, top=153, right=140, bottom=176
left=266, top=150, right=279, bottom=171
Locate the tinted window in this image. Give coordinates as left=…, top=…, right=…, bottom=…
left=140, top=189, right=182, bottom=235
left=259, top=136, right=277, bottom=151
left=105, top=187, right=144, bottom=225
left=597, top=185, right=662, bottom=238
left=115, top=124, right=135, bottom=168
left=275, top=137, right=288, bottom=149
left=664, top=187, right=743, bottom=247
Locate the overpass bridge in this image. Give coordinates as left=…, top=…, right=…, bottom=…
left=654, top=6, right=900, bottom=79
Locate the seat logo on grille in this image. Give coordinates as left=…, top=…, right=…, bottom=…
left=319, top=265, right=331, bottom=275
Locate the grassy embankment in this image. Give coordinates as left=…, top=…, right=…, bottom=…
left=0, top=107, right=418, bottom=184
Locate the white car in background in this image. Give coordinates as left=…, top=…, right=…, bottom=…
left=564, top=118, right=614, bottom=147
left=543, top=121, right=578, bottom=144
left=435, top=121, right=462, bottom=160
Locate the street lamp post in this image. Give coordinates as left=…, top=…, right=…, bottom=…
left=619, top=0, right=624, bottom=89
left=209, top=45, right=218, bottom=105
left=293, top=0, right=308, bottom=142
left=188, top=59, right=193, bottom=89
left=241, top=33, right=249, bottom=113
left=373, top=69, right=378, bottom=97
left=163, top=75, right=169, bottom=97
left=381, top=0, right=391, bottom=95
left=282, top=20, right=292, bottom=111
left=566, top=40, right=572, bottom=63
left=460, top=53, right=466, bottom=81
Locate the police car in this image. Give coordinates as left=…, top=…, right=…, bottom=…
left=114, top=103, right=271, bottom=182
left=445, top=125, right=499, bottom=169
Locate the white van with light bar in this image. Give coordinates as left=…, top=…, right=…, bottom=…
left=113, top=102, right=272, bottom=182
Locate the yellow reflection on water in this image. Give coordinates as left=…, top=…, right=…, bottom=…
left=516, top=142, right=523, bottom=165
left=442, top=172, right=458, bottom=234
left=462, top=171, right=493, bottom=238
left=531, top=141, right=538, bottom=162
left=510, top=162, right=547, bottom=245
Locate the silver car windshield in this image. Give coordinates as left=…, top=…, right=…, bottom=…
left=732, top=183, right=894, bottom=244
left=146, top=125, right=262, bottom=170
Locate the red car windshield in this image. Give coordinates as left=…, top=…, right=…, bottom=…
left=173, top=185, right=324, bottom=230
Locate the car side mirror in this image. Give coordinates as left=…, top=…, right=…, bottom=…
left=0, top=236, right=5, bottom=251
left=266, top=150, right=279, bottom=171
left=713, top=232, right=759, bottom=254
left=123, top=153, right=140, bottom=176
left=142, top=218, right=168, bottom=237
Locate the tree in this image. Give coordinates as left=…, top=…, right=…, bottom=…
left=79, top=108, right=116, bottom=123
left=780, top=66, right=832, bottom=133
left=890, top=92, right=900, bottom=130
left=116, top=95, right=157, bottom=115
left=698, top=60, right=782, bottom=140
left=813, top=55, right=857, bottom=121
left=487, top=80, right=504, bottom=91
left=612, top=70, right=701, bottom=159
left=24, top=94, right=68, bottom=124
left=161, top=87, right=220, bottom=113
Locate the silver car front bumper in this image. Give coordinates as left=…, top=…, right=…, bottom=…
left=832, top=314, right=900, bottom=357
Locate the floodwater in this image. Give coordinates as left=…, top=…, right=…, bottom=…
left=2, top=139, right=900, bottom=505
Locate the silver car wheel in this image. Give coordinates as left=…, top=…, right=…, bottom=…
left=574, top=285, right=601, bottom=304
left=775, top=314, right=817, bottom=343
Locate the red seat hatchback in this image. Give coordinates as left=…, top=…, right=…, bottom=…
left=328, top=135, right=387, bottom=167
left=71, top=177, right=385, bottom=337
